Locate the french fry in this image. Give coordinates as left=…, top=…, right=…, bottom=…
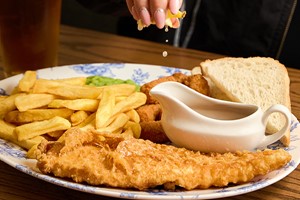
left=76, top=112, right=96, bottom=128
left=108, top=128, right=120, bottom=135
left=18, top=70, right=37, bottom=92
left=0, top=119, right=16, bottom=141
left=55, top=77, right=87, bottom=86
left=32, top=79, right=103, bottom=99
left=15, top=93, right=57, bottom=112
left=0, top=96, right=7, bottom=101
left=96, top=113, right=129, bottom=133
left=80, top=119, right=96, bottom=130
left=17, top=135, right=46, bottom=150
left=0, top=93, right=25, bottom=119
left=5, top=108, right=73, bottom=124
left=0, top=70, right=147, bottom=156
left=115, top=96, right=127, bottom=103
left=57, top=134, right=66, bottom=142
left=121, top=128, right=134, bottom=139
left=112, top=92, right=147, bottom=116
left=125, top=109, right=140, bottom=123
left=95, top=89, right=115, bottom=129
left=27, top=144, right=39, bottom=159
left=0, top=120, right=45, bottom=150
left=101, top=84, right=136, bottom=97
left=15, top=116, right=71, bottom=141
left=70, top=110, right=89, bottom=126
left=48, top=99, right=99, bottom=112
left=123, top=121, right=141, bottom=138
left=47, top=130, right=65, bottom=139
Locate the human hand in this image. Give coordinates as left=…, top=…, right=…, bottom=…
left=126, top=0, right=184, bottom=30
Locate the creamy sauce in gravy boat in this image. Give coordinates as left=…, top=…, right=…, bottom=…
left=150, top=81, right=291, bottom=153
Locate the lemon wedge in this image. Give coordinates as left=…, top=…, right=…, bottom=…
left=137, top=10, right=186, bottom=30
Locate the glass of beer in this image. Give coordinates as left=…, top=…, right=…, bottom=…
left=0, top=0, right=62, bottom=77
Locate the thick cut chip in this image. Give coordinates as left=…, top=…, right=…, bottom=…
left=0, top=93, right=25, bottom=119
left=96, top=113, right=129, bottom=133
left=55, top=77, right=87, bottom=86
left=112, top=92, right=147, bottom=116
left=124, top=121, right=141, bottom=138
left=125, top=109, right=140, bottom=123
left=5, top=108, right=73, bottom=124
left=95, top=89, right=115, bottom=129
left=70, top=111, right=89, bottom=126
left=15, top=93, right=56, bottom=112
left=18, top=70, right=37, bottom=92
left=0, top=120, right=45, bottom=150
left=76, top=112, right=96, bottom=128
left=48, top=99, right=99, bottom=112
left=99, top=84, right=136, bottom=98
left=32, top=79, right=104, bottom=99
left=15, top=116, right=71, bottom=141
left=47, top=130, right=65, bottom=139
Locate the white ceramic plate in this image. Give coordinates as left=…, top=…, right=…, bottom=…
left=0, top=63, right=299, bottom=199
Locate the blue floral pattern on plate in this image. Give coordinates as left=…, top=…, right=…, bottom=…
left=0, top=63, right=299, bottom=200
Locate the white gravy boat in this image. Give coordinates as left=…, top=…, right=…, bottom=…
left=150, top=81, right=291, bottom=153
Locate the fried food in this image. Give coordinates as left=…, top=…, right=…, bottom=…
left=15, top=116, right=71, bottom=141
left=139, top=121, right=169, bottom=143
left=15, top=94, right=57, bottom=112
left=36, top=128, right=291, bottom=191
left=5, top=108, right=73, bottom=124
left=136, top=104, right=168, bottom=143
left=140, top=75, right=177, bottom=104
left=17, top=70, right=37, bottom=92
left=140, top=73, right=209, bottom=104
left=183, top=74, right=210, bottom=96
left=0, top=93, right=25, bottom=118
left=136, top=104, right=162, bottom=122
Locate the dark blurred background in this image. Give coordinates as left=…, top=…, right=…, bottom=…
left=61, top=0, right=300, bottom=69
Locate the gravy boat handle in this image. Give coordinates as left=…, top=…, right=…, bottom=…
left=258, top=104, right=291, bottom=148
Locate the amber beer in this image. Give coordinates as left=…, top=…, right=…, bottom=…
left=0, top=0, right=61, bottom=77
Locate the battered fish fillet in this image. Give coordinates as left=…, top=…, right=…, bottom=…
left=36, top=128, right=291, bottom=191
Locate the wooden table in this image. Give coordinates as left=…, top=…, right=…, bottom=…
left=0, top=25, right=299, bottom=200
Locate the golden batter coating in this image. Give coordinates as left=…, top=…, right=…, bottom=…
left=36, top=128, right=291, bottom=191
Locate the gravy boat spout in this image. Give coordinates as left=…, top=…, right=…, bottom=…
left=149, top=81, right=291, bottom=153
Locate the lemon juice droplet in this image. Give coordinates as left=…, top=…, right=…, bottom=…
left=162, top=51, right=168, bottom=57
left=165, top=26, right=169, bottom=32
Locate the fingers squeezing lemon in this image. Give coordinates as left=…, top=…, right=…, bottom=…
left=137, top=10, right=186, bottom=31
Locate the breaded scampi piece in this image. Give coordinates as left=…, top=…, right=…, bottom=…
left=183, top=74, right=210, bottom=96
left=139, top=121, right=170, bottom=143
left=36, top=128, right=292, bottom=191
left=141, top=73, right=209, bottom=104
left=172, top=72, right=188, bottom=82
left=136, top=104, right=168, bottom=143
left=141, top=75, right=178, bottom=104
left=136, top=104, right=162, bottom=122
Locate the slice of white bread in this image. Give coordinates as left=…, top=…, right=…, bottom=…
left=198, top=57, right=291, bottom=146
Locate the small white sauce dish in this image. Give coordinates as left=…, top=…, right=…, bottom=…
left=150, top=81, right=291, bottom=153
